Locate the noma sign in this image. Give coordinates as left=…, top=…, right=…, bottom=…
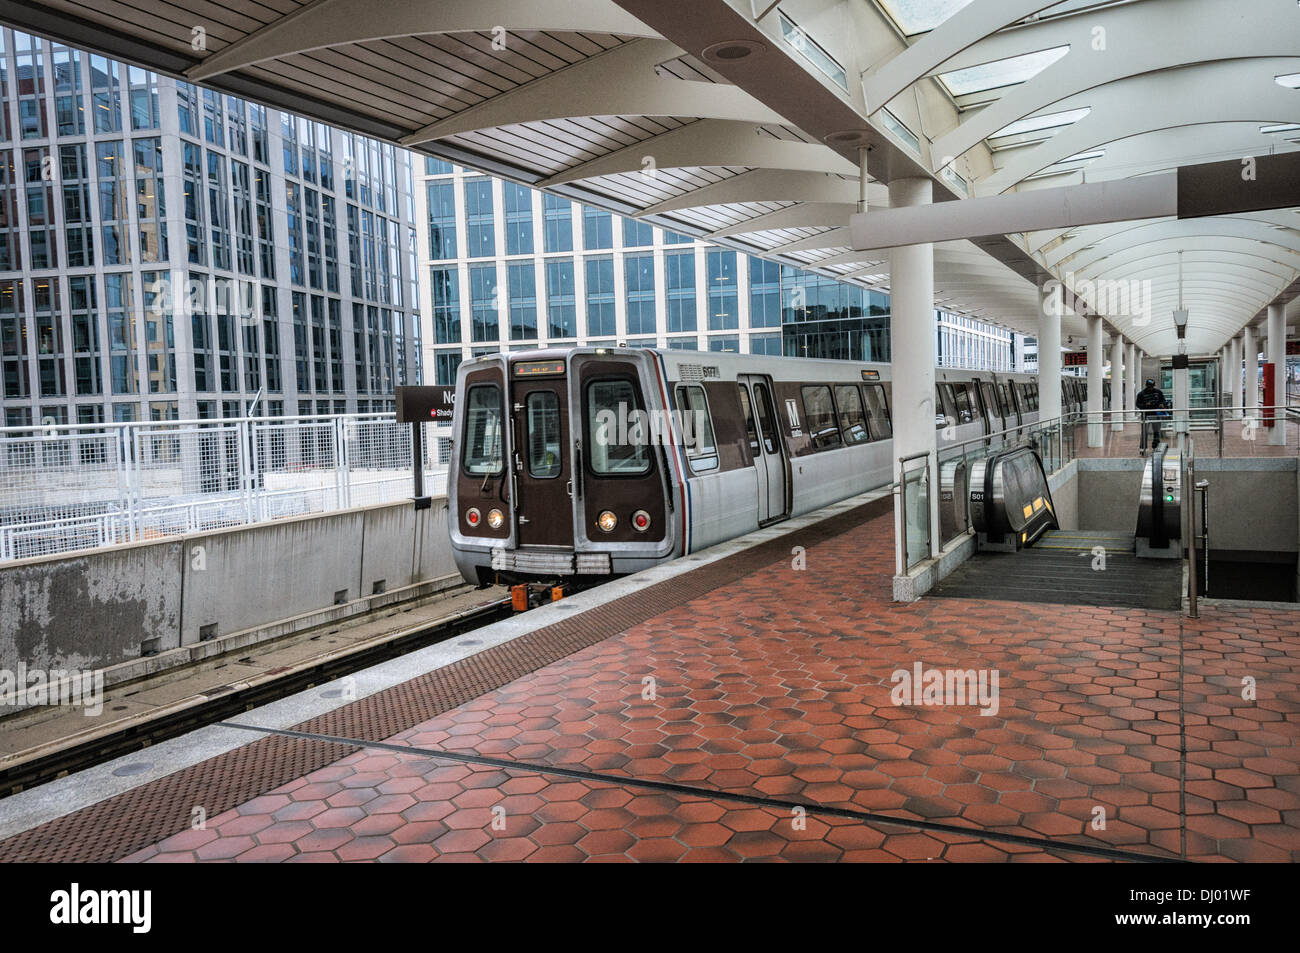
left=395, top=385, right=456, bottom=423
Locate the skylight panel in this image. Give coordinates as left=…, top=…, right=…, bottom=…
left=939, top=46, right=1070, bottom=97
left=1275, top=72, right=1300, bottom=89
left=991, top=107, right=1091, bottom=139
left=877, top=0, right=975, bottom=36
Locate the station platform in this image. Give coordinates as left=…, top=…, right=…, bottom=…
left=2, top=490, right=1297, bottom=864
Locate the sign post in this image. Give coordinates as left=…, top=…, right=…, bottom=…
left=395, top=385, right=456, bottom=509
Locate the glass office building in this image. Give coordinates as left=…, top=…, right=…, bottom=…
left=417, top=161, right=1017, bottom=391
left=0, top=29, right=421, bottom=429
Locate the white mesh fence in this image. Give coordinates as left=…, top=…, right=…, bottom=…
left=0, top=413, right=449, bottom=562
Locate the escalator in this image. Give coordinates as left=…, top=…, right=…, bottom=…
left=930, top=444, right=1183, bottom=610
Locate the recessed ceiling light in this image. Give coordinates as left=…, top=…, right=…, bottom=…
left=701, top=40, right=766, bottom=64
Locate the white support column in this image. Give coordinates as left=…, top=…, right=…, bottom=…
left=1127, top=342, right=1140, bottom=418
left=1087, top=316, right=1104, bottom=447
left=1173, top=358, right=1190, bottom=439
left=889, top=177, right=939, bottom=571
left=1269, top=302, right=1287, bottom=446
left=1227, top=336, right=1241, bottom=417
left=1109, top=334, right=1124, bottom=431
left=1244, top=325, right=1259, bottom=421
left=1037, top=282, right=1062, bottom=422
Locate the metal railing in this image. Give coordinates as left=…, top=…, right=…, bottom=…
left=0, top=413, right=449, bottom=562
left=897, top=451, right=932, bottom=574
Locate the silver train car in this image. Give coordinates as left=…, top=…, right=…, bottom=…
left=448, top=347, right=1041, bottom=585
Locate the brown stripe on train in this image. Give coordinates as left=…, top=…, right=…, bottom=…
left=0, top=496, right=891, bottom=863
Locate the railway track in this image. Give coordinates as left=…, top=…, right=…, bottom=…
left=0, top=595, right=515, bottom=799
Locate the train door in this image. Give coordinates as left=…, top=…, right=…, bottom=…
left=509, top=367, right=573, bottom=547
left=979, top=380, right=1002, bottom=435
left=740, top=375, right=788, bottom=522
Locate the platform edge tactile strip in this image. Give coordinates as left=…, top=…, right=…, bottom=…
left=0, top=497, right=891, bottom=863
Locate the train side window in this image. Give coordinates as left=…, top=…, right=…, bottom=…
left=525, top=391, right=562, bottom=478
left=737, top=386, right=761, bottom=454
left=585, top=378, right=651, bottom=476
left=675, top=385, right=720, bottom=474
left=966, top=384, right=982, bottom=420
left=864, top=384, right=892, bottom=439
left=981, top=382, right=999, bottom=418
left=801, top=385, right=843, bottom=451
left=462, top=384, right=504, bottom=475
left=753, top=383, right=779, bottom=454
left=833, top=385, right=871, bottom=445
left=952, top=384, right=974, bottom=423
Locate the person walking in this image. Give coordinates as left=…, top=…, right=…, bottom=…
left=1135, top=377, right=1167, bottom=455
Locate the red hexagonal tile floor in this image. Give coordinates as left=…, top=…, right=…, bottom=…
left=121, top=508, right=1300, bottom=863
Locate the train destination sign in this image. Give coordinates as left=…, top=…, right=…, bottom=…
left=513, top=360, right=566, bottom=377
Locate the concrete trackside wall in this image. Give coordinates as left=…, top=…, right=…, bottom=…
left=0, top=540, right=183, bottom=672
left=0, top=499, right=455, bottom=672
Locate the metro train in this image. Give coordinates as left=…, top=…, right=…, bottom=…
left=448, top=347, right=1044, bottom=586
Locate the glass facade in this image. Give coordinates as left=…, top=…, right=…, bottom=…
left=413, top=149, right=1020, bottom=392
left=0, top=30, right=421, bottom=426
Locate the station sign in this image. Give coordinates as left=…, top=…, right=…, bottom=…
left=396, top=385, right=456, bottom=423
left=1063, top=352, right=1087, bottom=367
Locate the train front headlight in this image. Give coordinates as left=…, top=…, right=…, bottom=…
left=487, top=508, right=504, bottom=529
left=597, top=510, right=617, bottom=533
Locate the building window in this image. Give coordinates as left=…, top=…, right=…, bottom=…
left=585, top=257, right=616, bottom=337
left=582, top=205, right=612, bottom=250
left=622, top=218, right=653, bottom=248
left=469, top=264, right=498, bottom=343
left=503, top=181, right=533, bottom=255
left=431, top=265, right=461, bottom=344
left=543, top=193, right=573, bottom=253
left=665, top=251, right=696, bottom=333
left=508, top=262, right=537, bottom=340
left=707, top=250, right=738, bottom=330
left=624, top=254, right=655, bottom=336
left=427, top=180, right=457, bottom=259
left=748, top=257, right=781, bottom=328
left=545, top=259, right=576, bottom=338
left=464, top=178, right=495, bottom=257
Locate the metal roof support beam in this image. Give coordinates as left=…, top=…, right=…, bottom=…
left=538, top=119, right=855, bottom=187
left=187, top=0, right=657, bottom=80
left=850, top=174, right=1177, bottom=251
left=402, top=39, right=785, bottom=144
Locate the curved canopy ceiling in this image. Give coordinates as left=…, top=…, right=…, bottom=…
left=7, top=0, right=1297, bottom=357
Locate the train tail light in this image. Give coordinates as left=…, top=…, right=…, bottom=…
left=631, top=510, right=651, bottom=532
left=466, top=507, right=481, bottom=527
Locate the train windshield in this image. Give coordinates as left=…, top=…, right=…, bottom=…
left=462, top=384, right=504, bottom=475
left=586, top=379, right=651, bottom=475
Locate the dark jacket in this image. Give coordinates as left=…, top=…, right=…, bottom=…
left=1135, top=386, right=1166, bottom=414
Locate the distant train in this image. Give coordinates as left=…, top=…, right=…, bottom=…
left=448, top=347, right=1048, bottom=585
